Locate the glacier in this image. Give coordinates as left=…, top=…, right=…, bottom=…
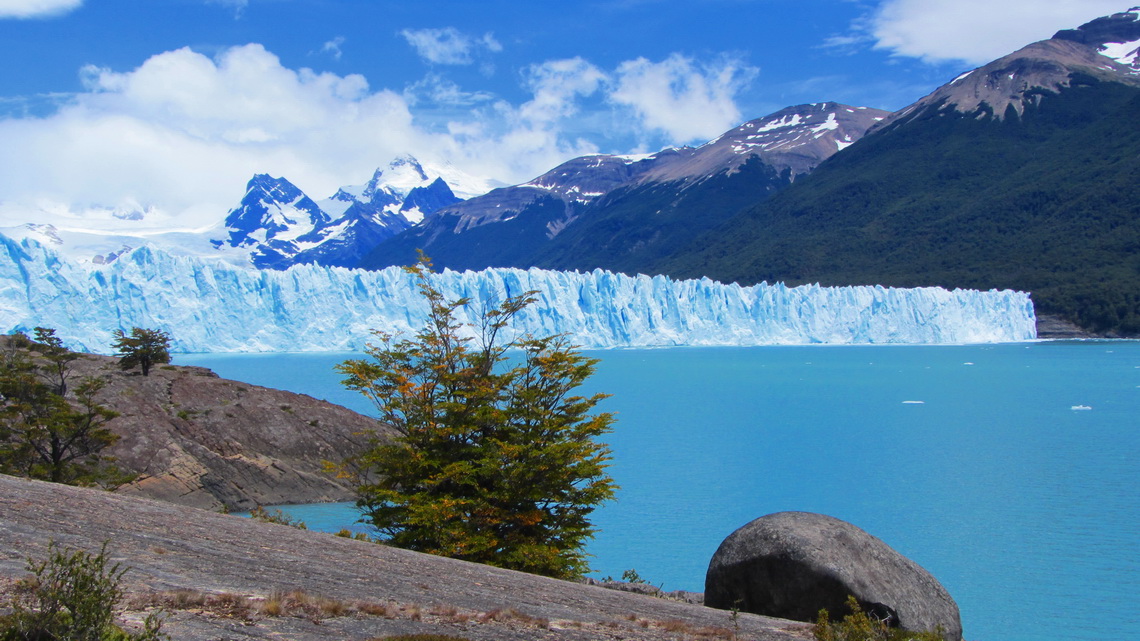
left=0, top=234, right=1036, bottom=353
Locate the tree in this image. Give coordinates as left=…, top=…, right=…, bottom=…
left=0, top=332, right=122, bottom=486
left=111, top=327, right=171, bottom=376
left=337, top=257, right=617, bottom=579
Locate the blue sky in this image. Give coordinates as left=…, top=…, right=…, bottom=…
left=0, top=0, right=1130, bottom=229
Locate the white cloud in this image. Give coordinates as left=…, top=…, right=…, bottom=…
left=0, top=0, right=81, bottom=19
left=0, top=45, right=615, bottom=229
left=609, top=53, right=757, bottom=143
left=0, top=42, right=760, bottom=231
left=519, top=58, right=607, bottom=124
left=866, top=0, right=1130, bottom=65
left=399, top=27, right=502, bottom=65
left=321, top=36, right=345, bottom=61
left=404, top=73, right=495, bottom=106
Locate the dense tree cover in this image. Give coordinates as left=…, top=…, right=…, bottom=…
left=657, top=78, right=1140, bottom=335
left=531, top=156, right=792, bottom=274
left=112, top=327, right=172, bottom=376
left=0, top=329, right=122, bottom=486
left=337, top=257, right=616, bottom=579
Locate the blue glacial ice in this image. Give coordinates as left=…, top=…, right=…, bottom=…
left=0, top=234, right=1036, bottom=353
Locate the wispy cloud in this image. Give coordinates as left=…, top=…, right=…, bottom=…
left=0, top=0, right=82, bottom=19
left=403, top=73, right=495, bottom=106
left=858, top=0, right=1130, bottom=65
left=321, top=36, right=345, bottom=61
left=399, top=27, right=502, bottom=65
left=206, top=0, right=248, bottom=19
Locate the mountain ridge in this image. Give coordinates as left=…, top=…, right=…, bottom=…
left=652, top=17, right=1140, bottom=335
left=360, top=102, right=889, bottom=272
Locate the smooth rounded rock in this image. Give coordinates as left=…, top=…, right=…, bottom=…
left=705, top=512, right=961, bottom=641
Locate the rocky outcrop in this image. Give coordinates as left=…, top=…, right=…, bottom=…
left=705, top=512, right=961, bottom=641
left=0, top=475, right=809, bottom=641
left=7, top=341, right=384, bottom=511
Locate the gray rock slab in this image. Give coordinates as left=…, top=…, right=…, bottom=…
left=705, top=511, right=961, bottom=641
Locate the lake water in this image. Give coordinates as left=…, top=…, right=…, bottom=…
left=179, top=341, right=1140, bottom=641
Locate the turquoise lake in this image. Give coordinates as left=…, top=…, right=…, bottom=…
left=179, top=341, right=1140, bottom=641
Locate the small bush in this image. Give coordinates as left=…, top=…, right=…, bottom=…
left=814, top=596, right=944, bottom=641
left=621, top=568, right=647, bottom=584
left=248, top=506, right=307, bottom=529
left=1, top=541, right=167, bottom=641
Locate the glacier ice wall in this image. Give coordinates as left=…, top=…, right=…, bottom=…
left=0, top=234, right=1036, bottom=353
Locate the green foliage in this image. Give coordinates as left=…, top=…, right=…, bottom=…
left=111, top=328, right=171, bottom=377
left=1, top=541, right=167, bottom=641
left=621, top=568, right=647, bottom=584
left=247, top=506, right=308, bottom=529
left=0, top=333, right=123, bottom=486
left=813, top=596, right=944, bottom=641
left=338, top=256, right=616, bottom=579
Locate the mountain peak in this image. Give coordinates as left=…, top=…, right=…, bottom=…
left=880, top=35, right=1140, bottom=130
left=1054, top=6, right=1140, bottom=71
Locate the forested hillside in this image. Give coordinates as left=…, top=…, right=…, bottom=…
left=657, top=77, right=1140, bottom=335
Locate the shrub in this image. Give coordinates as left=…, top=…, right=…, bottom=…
left=813, top=596, right=944, bottom=641
left=247, top=506, right=307, bottom=529
left=0, top=541, right=167, bottom=641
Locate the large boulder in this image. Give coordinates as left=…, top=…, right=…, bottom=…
left=705, top=512, right=961, bottom=641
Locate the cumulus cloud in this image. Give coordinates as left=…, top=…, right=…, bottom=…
left=0, top=0, right=82, bottom=19
left=0, top=41, right=759, bottom=230
left=519, top=58, right=607, bottom=124
left=609, top=53, right=757, bottom=143
left=0, top=44, right=616, bottom=229
left=865, top=0, right=1130, bottom=65
left=399, top=27, right=502, bottom=65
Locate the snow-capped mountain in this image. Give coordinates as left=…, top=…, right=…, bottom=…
left=361, top=102, right=889, bottom=272
left=1053, top=6, right=1140, bottom=71
left=0, top=233, right=1037, bottom=353
left=214, top=155, right=471, bottom=269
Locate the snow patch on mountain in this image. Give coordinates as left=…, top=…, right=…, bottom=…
left=0, top=235, right=1037, bottom=353
left=1099, top=38, right=1140, bottom=68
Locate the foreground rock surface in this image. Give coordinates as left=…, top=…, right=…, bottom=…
left=7, top=339, right=382, bottom=511
left=705, top=512, right=961, bottom=641
left=0, top=475, right=808, bottom=641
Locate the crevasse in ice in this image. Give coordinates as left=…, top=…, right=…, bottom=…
left=0, top=234, right=1036, bottom=353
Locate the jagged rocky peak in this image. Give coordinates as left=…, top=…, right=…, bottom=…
left=1054, top=7, right=1140, bottom=70
left=223, top=173, right=327, bottom=246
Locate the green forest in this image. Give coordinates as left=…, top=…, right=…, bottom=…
left=657, top=76, right=1140, bottom=335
